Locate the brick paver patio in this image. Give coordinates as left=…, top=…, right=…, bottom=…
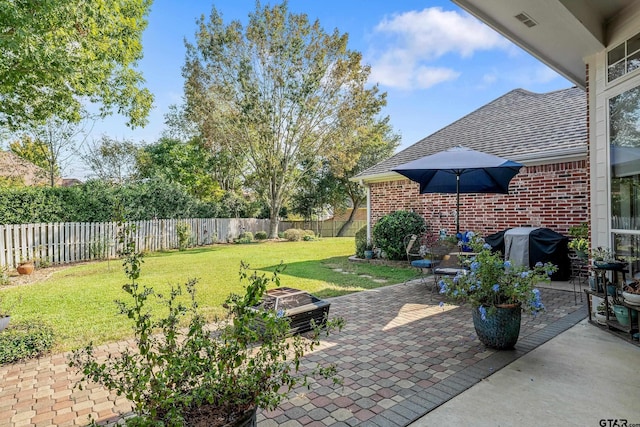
left=0, top=280, right=586, bottom=427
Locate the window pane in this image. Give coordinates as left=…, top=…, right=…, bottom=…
left=612, top=232, right=640, bottom=279
left=608, top=43, right=626, bottom=65
left=628, top=32, right=640, bottom=56
left=628, top=50, right=640, bottom=74
left=610, top=87, right=640, bottom=231
left=608, top=62, right=626, bottom=82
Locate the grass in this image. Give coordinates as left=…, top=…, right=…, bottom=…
left=0, top=238, right=416, bottom=352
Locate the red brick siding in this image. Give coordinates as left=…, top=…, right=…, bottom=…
left=370, top=160, right=590, bottom=236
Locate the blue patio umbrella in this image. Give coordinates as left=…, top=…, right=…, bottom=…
left=392, top=146, right=523, bottom=235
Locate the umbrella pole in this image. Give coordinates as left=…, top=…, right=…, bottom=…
left=456, top=174, right=460, bottom=236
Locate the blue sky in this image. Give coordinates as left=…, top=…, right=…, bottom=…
left=75, top=0, right=572, bottom=178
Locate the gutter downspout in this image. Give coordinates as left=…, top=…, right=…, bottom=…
left=362, top=180, right=371, bottom=244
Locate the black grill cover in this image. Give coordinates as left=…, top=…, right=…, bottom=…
left=485, top=228, right=570, bottom=281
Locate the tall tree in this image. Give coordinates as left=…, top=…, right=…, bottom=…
left=82, top=135, right=140, bottom=184
left=183, top=1, right=387, bottom=237
left=0, top=0, right=153, bottom=130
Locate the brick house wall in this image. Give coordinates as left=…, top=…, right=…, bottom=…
left=369, top=159, right=589, bottom=237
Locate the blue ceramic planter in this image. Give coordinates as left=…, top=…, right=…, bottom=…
left=472, top=304, right=522, bottom=350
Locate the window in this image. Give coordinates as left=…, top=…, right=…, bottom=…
left=607, top=32, right=640, bottom=83
left=609, top=86, right=640, bottom=275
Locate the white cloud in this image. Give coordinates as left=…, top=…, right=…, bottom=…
left=367, top=7, right=510, bottom=90
left=482, top=72, right=498, bottom=85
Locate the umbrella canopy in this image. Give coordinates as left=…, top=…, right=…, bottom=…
left=392, top=146, right=523, bottom=235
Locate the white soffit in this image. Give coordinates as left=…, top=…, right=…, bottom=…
left=451, top=0, right=632, bottom=89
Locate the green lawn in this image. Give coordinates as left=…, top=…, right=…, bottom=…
left=0, top=238, right=415, bottom=352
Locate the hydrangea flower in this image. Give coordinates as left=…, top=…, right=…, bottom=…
left=437, top=230, right=557, bottom=320
left=478, top=306, right=487, bottom=321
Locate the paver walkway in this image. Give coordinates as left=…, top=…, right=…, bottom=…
left=0, top=281, right=586, bottom=427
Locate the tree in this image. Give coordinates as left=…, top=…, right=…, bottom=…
left=10, top=115, right=92, bottom=186
left=136, top=137, right=224, bottom=201
left=0, top=0, right=153, bottom=130
left=163, top=104, right=244, bottom=193
left=82, top=136, right=140, bottom=184
left=9, top=136, right=54, bottom=172
left=183, top=1, right=387, bottom=237
left=330, top=117, right=399, bottom=236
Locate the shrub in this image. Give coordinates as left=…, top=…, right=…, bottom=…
left=0, top=321, right=55, bottom=365
left=354, top=226, right=367, bottom=258
left=235, top=231, right=254, bottom=244
left=255, top=231, right=268, bottom=240
left=283, top=228, right=303, bottom=241
left=373, top=211, right=426, bottom=260
left=277, top=231, right=284, bottom=239
left=176, top=222, right=191, bottom=251
left=303, top=229, right=315, bottom=237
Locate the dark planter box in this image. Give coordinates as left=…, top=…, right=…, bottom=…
left=251, top=287, right=330, bottom=335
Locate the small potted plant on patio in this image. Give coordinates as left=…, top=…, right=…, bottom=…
left=567, top=222, right=589, bottom=259
left=438, top=232, right=557, bottom=349
left=591, top=247, right=625, bottom=269
left=364, top=242, right=375, bottom=259
left=622, top=280, right=640, bottom=305
left=69, top=226, right=344, bottom=426
left=594, top=301, right=611, bottom=325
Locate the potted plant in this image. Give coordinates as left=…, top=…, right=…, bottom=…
left=622, top=280, right=640, bottom=305
left=438, top=233, right=557, bottom=349
left=568, top=223, right=589, bottom=259
left=591, top=247, right=625, bottom=268
left=594, top=301, right=611, bottom=325
left=364, top=242, right=375, bottom=259
left=610, top=294, right=637, bottom=326
left=16, top=256, right=35, bottom=275
left=69, top=227, right=344, bottom=426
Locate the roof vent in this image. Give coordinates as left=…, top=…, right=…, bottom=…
left=514, top=12, right=537, bottom=28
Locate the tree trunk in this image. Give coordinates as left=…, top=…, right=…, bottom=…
left=336, top=199, right=362, bottom=237
left=269, top=214, right=279, bottom=239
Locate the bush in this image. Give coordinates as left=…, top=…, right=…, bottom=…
left=255, top=231, right=268, bottom=240
left=0, top=321, right=55, bottom=365
left=355, top=226, right=367, bottom=258
left=235, top=231, right=254, bottom=244
left=283, top=228, right=303, bottom=241
left=373, top=211, right=426, bottom=260
left=176, top=222, right=192, bottom=251
left=277, top=232, right=284, bottom=239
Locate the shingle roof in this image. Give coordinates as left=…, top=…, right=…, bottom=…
left=355, top=87, right=586, bottom=180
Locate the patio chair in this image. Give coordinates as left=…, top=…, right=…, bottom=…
left=404, top=234, right=433, bottom=286
left=431, top=240, right=468, bottom=287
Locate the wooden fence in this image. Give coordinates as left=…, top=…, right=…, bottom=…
left=0, top=218, right=270, bottom=269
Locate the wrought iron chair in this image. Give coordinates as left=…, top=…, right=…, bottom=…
left=569, top=253, right=587, bottom=303
left=404, top=234, right=433, bottom=286
left=431, top=240, right=468, bottom=287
